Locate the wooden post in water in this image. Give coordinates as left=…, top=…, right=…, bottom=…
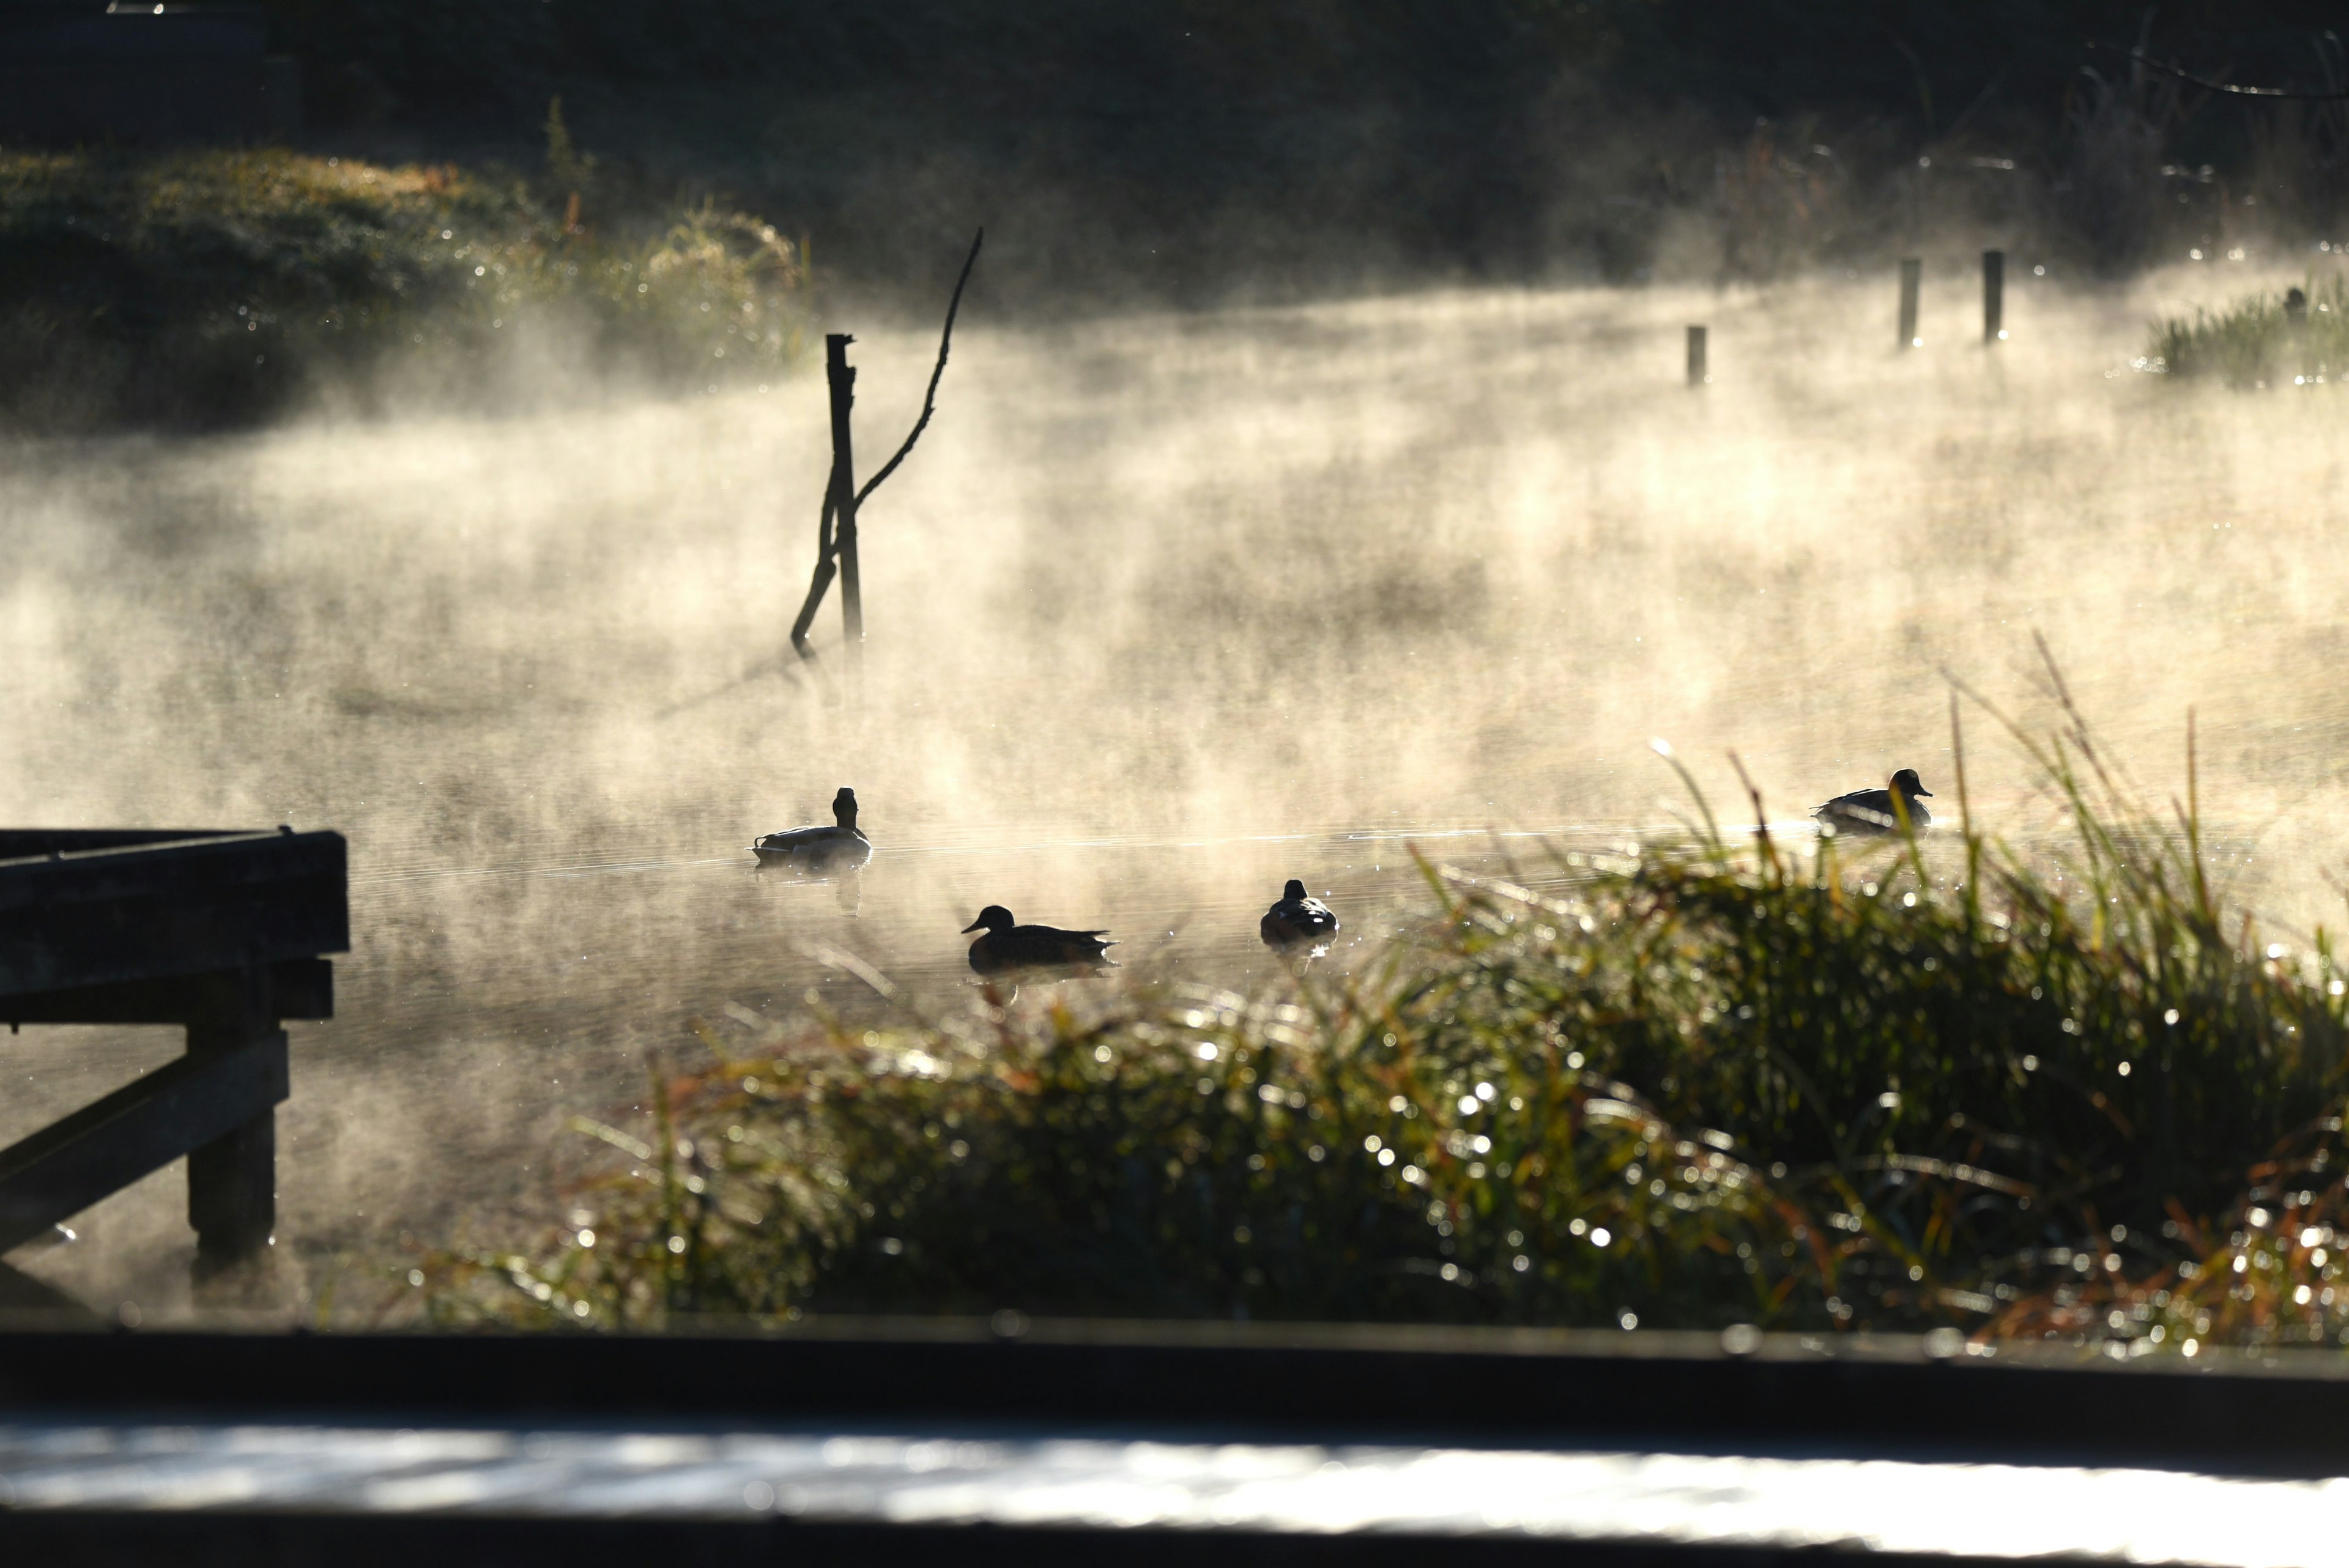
left=1981, top=250, right=2005, bottom=344
left=1898, top=259, right=1921, bottom=350
left=824, top=334, right=862, bottom=660
left=185, top=969, right=284, bottom=1274
left=1686, top=325, right=1707, bottom=387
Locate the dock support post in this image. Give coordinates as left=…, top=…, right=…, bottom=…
left=825, top=333, right=863, bottom=664
left=1983, top=250, right=2005, bottom=344
left=1686, top=325, right=1707, bottom=387
left=1898, top=259, right=1921, bottom=350
left=187, top=970, right=280, bottom=1268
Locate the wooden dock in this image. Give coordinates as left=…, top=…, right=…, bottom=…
left=0, top=828, right=346, bottom=1272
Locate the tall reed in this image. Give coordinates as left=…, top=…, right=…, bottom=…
left=2148, top=272, right=2349, bottom=386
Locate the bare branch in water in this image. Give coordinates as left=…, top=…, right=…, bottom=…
left=785, top=229, right=982, bottom=663
left=789, top=483, right=840, bottom=661
left=856, top=228, right=984, bottom=509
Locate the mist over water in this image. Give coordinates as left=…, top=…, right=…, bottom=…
left=4, top=261, right=2345, bottom=1314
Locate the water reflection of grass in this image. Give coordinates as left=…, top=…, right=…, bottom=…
left=0, top=143, right=806, bottom=432
left=421, top=702, right=2349, bottom=1351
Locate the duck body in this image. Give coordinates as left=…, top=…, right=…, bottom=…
left=1813, top=768, right=1934, bottom=836
left=1261, top=879, right=1339, bottom=949
left=753, top=786, right=874, bottom=872
left=962, top=905, right=1115, bottom=976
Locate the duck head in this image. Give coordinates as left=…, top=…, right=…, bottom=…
left=832, top=787, right=859, bottom=829
left=1891, top=768, right=1932, bottom=798
left=962, top=905, right=1016, bottom=935
left=1282, top=879, right=1308, bottom=901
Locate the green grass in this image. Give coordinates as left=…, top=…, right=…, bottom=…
left=415, top=696, right=2349, bottom=1351
left=2147, top=272, right=2349, bottom=388
left=0, top=143, right=807, bottom=431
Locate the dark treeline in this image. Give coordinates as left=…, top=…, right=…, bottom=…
left=13, top=0, right=2349, bottom=301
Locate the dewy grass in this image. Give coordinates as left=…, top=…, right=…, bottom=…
left=0, top=146, right=807, bottom=431
left=418, top=697, right=2349, bottom=1348
left=2147, top=271, right=2349, bottom=387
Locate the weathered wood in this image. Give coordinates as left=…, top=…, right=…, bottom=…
left=2, top=959, right=330, bottom=1027
left=786, top=234, right=981, bottom=668
left=187, top=1036, right=278, bottom=1262
left=1982, top=249, right=2005, bottom=343
left=1898, top=258, right=1920, bottom=349
left=1685, top=324, right=1707, bottom=387
left=0, top=1030, right=288, bottom=1255
left=0, top=1257, right=101, bottom=1321
left=184, top=975, right=282, bottom=1261
left=188, top=1110, right=275, bottom=1263
left=786, top=493, right=838, bottom=661
left=825, top=333, right=862, bottom=659
left=0, top=827, right=343, bottom=1270
left=0, top=829, right=245, bottom=861
left=0, top=831, right=346, bottom=1000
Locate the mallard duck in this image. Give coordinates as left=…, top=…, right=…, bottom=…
left=961, top=905, right=1115, bottom=976
left=1813, top=769, right=1933, bottom=836
left=1261, top=879, right=1339, bottom=949
left=752, top=786, right=873, bottom=872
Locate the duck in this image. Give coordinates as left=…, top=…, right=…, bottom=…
left=752, top=786, right=873, bottom=872
left=960, top=905, right=1116, bottom=976
left=1813, top=768, right=1933, bottom=836
left=1260, top=879, right=1339, bottom=950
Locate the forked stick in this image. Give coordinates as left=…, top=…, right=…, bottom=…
left=789, top=229, right=985, bottom=663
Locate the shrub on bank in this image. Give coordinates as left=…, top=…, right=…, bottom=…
left=421, top=718, right=2349, bottom=1350
left=0, top=145, right=807, bottom=432
left=2147, top=272, right=2349, bottom=387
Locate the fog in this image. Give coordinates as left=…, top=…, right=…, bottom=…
left=3, top=258, right=2343, bottom=1316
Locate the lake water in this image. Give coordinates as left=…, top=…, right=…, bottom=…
left=4, top=261, right=2343, bottom=1315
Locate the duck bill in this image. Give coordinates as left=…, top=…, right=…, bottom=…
left=960, top=918, right=985, bottom=934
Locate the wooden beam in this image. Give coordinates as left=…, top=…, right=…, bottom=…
left=0, top=1258, right=101, bottom=1324
left=0, top=1031, right=288, bottom=1255
left=0, top=831, right=346, bottom=1000
left=1, top=959, right=331, bottom=1027
left=0, top=829, right=249, bottom=863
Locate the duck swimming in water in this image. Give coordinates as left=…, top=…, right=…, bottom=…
left=752, top=787, right=874, bottom=872
left=961, top=905, right=1115, bottom=976
left=1261, top=879, right=1339, bottom=950
left=1813, top=769, right=1933, bottom=836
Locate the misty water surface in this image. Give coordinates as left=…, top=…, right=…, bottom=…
left=4, top=262, right=2345, bottom=1313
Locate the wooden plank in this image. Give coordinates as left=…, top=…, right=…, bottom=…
left=0, top=959, right=332, bottom=1027
left=0, top=831, right=344, bottom=915
left=0, top=830, right=248, bottom=864
left=0, top=832, right=346, bottom=999
left=0, top=1031, right=288, bottom=1255
left=0, top=1258, right=101, bottom=1324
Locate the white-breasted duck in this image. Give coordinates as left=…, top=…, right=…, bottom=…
left=752, top=786, right=874, bottom=872
left=1813, top=769, right=1932, bottom=836
left=1261, top=879, right=1339, bottom=950
left=961, top=905, right=1115, bottom=976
